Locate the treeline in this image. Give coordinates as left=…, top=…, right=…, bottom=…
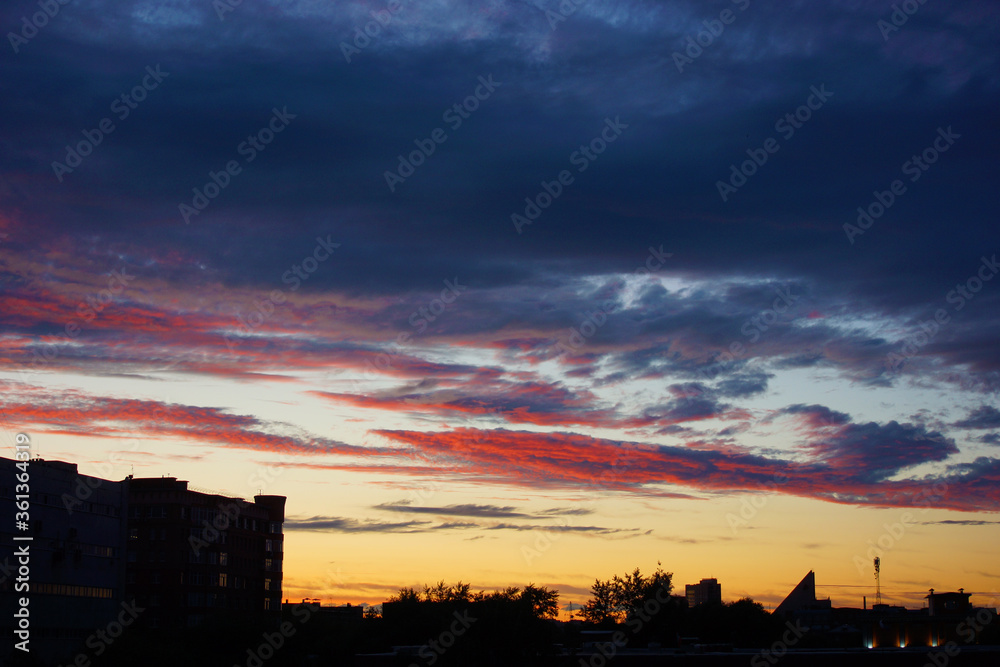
left=28, top=568, right=788, bottom=666
left=384, top=580, right=559, bottom=616
left=376, top=581, right=563, bottom=665
left=577, top=564, right=785, bottom=648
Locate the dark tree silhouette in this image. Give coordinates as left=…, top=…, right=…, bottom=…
left=581, top=562, right=673, bottom=625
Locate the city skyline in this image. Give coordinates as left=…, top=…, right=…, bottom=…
left=3, top=451, right=996, bottom=616
left=2, top=0, right=999, bottom=625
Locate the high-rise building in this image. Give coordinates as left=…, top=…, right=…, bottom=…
left=0, top=456, right=129, bottom=664
left=685, top=577, right=722, bottom=607
left=126, top=477, right=285, bottom=628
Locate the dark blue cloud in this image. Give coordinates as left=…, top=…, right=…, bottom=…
left=2, top=0, right=999, bottom=513
left=953, top=405, right=1000, bottom=429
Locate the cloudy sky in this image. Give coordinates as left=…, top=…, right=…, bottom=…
left=2, top=0, right=998, bottom=612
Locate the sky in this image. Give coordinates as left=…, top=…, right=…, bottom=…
left=1, top=0, right=999, bottom=615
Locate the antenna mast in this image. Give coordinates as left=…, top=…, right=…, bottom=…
left=874, top=557, right=882, bottom=606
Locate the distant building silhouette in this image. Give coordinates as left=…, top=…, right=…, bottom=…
left=927, top=588, right=972, bottom=616
left=685, top=578, right=722, bottom=607
left=773, top=570, right=831, bottom=618
left=284, top=599, right=364, bottom=620
left=773, top=571, right=997, bottom=649
left=126, top=477, right=285, bottom=628
left=0, top=457, right=128, bottom=664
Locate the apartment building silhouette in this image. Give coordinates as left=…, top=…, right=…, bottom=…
left=126, top=476, right=286, bottom=628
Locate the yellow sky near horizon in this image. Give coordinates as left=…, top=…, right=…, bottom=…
left=17, top=428, right=1000, bottom=619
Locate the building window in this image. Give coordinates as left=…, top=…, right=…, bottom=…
left=265, top=558, right=272, bottom=571
left=220, top=552, right=228, bottom=566
left=265, top=540, right=273, bottom=553
left=129, top=528, right=138, bottom=540
left=219, top=573, right=227, bottom=587
left=264, top=578, right=271, bottom=591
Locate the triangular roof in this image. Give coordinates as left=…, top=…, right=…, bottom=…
left=773, top=570, right=817, bottom=616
